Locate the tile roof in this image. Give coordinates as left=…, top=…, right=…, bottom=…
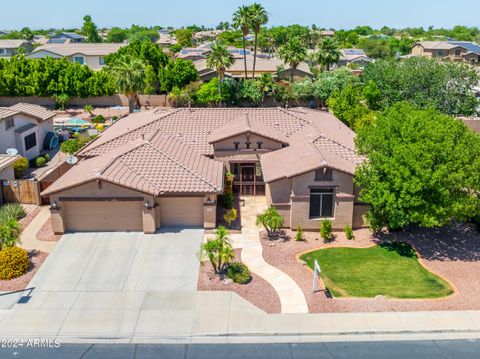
left=0, top=154, right=20, bottom=172
left=0, top=108, right=18, bottom=120
left=42, top=130, right=224, bottom=197
left=9, top=103, right=55, bottom=121
left=29, top=43, right=126, bottom=57
left=0, top=40, right=29, bottom=48
left=208, top=114, right=289, bottom=144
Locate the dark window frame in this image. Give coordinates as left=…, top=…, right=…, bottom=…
left=309, top=188, right=334, bottom=219
left=245, top=141, right=251, bottom=149
left=257, top=142, right=262, bottom=149
left=5, top=118, right=14, bottom=130
left=24, top=132, right=37, bottom=151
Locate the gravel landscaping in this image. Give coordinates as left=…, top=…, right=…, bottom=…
left=197, top=249, right=281, bottom=313
left=261, top=223, right=480, bottom=312
left=0, top=250, right=48, bottom=291
left=36, top=217, right=62, bottom=242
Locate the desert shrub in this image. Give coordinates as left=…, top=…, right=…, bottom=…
left=0, top=246, right=29, bottom=280
left=223, top=192, right=233, bottom=209
left=227, top=262, right=252, bottom=284
left=223, top=208, right=237, bottom=227
left=91, top=115, right=106, bottom=124
left=294, top=224, right=304, bottom=242
left=0, top=219, right=21, bottom=250
left=320, top=219, right=333, bottom=242
left=344, top=224, right=354, bottom=240
left=256, top=207, right=284, bottom=237
left=13, top=157, right=28, bottom=178
left=0, top=203, right=26, bottom=225
left=60, top=139, right=83, bottom=155
left=35, top=156, right=46, bottom=168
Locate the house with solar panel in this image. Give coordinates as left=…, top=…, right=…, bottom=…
left=338, top=49, right=374, bottom=69
left=411, top=41, right=480, bottom=65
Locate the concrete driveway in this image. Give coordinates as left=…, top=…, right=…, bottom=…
left=29, top=229, right=204, bottom=292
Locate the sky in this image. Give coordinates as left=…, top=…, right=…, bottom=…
left=1, top=0, right=480, bottom=30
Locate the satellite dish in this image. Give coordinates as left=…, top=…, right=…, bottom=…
left=66, top=155, right=78, bottom=165
left=6, top=148, right=18, bottom=156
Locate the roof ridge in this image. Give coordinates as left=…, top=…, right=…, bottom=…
left=314, top=133, right=357, bottom=153
left=277, top=107, right=312, bottom=126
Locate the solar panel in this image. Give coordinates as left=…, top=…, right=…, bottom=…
left=448, top=41, right=480, bottom=53
left=343, top=49, right=365, bottom=56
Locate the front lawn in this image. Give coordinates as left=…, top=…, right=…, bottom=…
left=300, top=243, right=453, bottom=299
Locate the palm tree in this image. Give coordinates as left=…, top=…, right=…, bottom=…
left=232, top=5, right=252, bottom=80
left=249, top=3, right=268, bottom=78
left=108, top=54, right=145, bottom=113
left=317, top=37, right=341, bottom=71
left=277, top=37, right=308, bottom=81
left=206, top=42, right=235, bottom=97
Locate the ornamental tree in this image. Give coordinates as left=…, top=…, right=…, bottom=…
left=256, top=207, right=284, bottom=237
left=355, top=102, right=480, bottom=231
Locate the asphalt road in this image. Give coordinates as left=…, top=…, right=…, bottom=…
left=0, top=340, right=479, bottom=358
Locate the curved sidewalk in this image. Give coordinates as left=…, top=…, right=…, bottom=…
left=235, top=196, right=308, bottom=314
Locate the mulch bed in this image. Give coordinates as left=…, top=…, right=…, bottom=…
left=197, top=249, right=281, bottom=313
left=261, top=223, right=480, bottom=313
left=0, top=250, right=48, bottom=291
left=36, top=217, right=62, bottom=242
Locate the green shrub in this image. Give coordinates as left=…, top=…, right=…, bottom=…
left=344, top=224, right=354, bottom=240
left=13, top=157, right=28, bottom=178
left=43, top=153, right=50, bottom=162
left=294, top=224, right=304, bottom=241
left=256, top=207, right=284, bottom=237
left=0, top=219, right=21, bottom=250
left=91, top=115, right=106, bottom=124
left=0, top=204, right=26, bottom=225
left=111, top=115, right=118, bottom=122
left=0, top=246, right=29, bottom=280
left=223, top=208, right=237, bottom=227
left=320, top=219, right=333, bottom=242
left=223, top=192, right=233, bottom=209
left=60, top=139, right=83, bottom=155
left=227, top=262, right=252, bottom=284
left=35, top=156, right=46, bottom=168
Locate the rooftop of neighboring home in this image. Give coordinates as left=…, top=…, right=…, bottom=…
left=28, top=43, right=126, bottom=57
left=0, top=39, right=31, bottom=49
left=339, top=48, right=373, bottom=61
left=0, top=154, right=20, bottom=171
left=414, top=40, right=480, bottom=54
left=0, top=103, right=55, bottom=122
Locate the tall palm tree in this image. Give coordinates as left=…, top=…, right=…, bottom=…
left=108, top=54, right=145, bottom=113
left=249, top=3, right=269, bottom=78
left=277, top=37, right=308, bottom=81
left=232, top=5, right=252, bottom=80
left=206, top=42, right=235, bottom=97
left=317, top=37, right=341, bottom=71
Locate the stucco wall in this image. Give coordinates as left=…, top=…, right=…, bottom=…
left=0, top=166, right=15, bottom=180
left=213, top=133, right=284, bottom=151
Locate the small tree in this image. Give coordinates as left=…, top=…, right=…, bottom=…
left=344, top=224, right=354, bottom=240
left=60, top=139, right=84, bottom=155
left=200, top=226, right=235, bottom=273
left=83, top=104, right=94, bottom=117
left=52, top=94, right=71, bottom=110
left=294, top=224, right=304, bottom=242
left=223, top=208, right=237, bottom=227
left=320, top=219, right=333, bottom=242
left=256, top=207, right=284, bottom=237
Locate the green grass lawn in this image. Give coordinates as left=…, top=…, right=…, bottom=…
left=300, top=243, right=454, bottom=299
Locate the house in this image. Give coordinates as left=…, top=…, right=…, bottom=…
left=27, top=43, right=126, bottom=70
left=338, top=49, right=374, bottom=68
left=411, top=41, right=480, bottom=64
left=194, top=55, right=312, bottom=81
left=0, top=154, right=19, bottom=205
left=42, top=108, right=367, bottom=234
left=0, top=40, right=33, bottom=57
left=0, top=104, right=55, bottom=160
left=156, top=29, right=177, bottom=47
left=47, top=32, right=86, bottom=44
left=320, top=30, right=335, bottom=38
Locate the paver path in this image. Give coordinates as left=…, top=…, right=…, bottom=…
left=232, top=196, right=309, bottom=313
left=20, top=206, right=57, bottom=253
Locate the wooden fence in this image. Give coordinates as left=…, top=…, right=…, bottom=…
left=1, top=180, right=41, bottom=205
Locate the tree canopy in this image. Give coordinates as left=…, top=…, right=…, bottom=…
left=355, top=103, right=480, bottom=231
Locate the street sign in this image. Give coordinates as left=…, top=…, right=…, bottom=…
left=312, top=259, right=321, bottom=293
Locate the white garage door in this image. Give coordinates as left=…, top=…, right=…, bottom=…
left=160, top=197, right=204, bottom=227
left=63, top=200, right=143, bottom=232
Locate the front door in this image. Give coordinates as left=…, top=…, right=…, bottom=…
left=241, top=166, right=255, bottom=182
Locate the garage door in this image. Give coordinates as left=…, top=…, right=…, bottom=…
left=160, top=197, right=204, bottom=227
left=63, top=200, right=143, bottom=232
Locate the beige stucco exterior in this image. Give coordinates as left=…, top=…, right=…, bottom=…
left=27, top=50, right=108, bottom=70
left=266, top=168, right=367, bottom=230
left=411, top=44, right=480, bottom=64
left=212, top=133, right=284, bottom=152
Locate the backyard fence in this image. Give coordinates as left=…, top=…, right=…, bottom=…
left=1, top=180, right=41, bottom=205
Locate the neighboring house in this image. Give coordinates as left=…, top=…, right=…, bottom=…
left=47, top=32, right=86, bottom=44
left=42, top=108, right=366, bottom=234
left=0, top=40, right=33, bottom=57
left=27, top=43, right=126, bottom=70
left=193, top=30, right=224, bottom=41
left=411, top=41, right=480, bottom=64
left=156, top=29, right=177, bottom=47
left=320, top=30, right=335, bottom=38
left=195, top=55, right=312, bottom=81
left=0, top=104, right=55, bottom=160
left=0, top=154, right=19, bottom=205
left=338, top=49, right=374, bottom=68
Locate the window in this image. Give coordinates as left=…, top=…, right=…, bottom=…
left=5, top=118, right=14, bottom=130
left=24, top=132, right=37, bottom=151
left=74, top=56, right=84, bottom=65
left=257, top=142, right=263, bottom=149
left=99, top=56, right=105, bottom=65
left=309, top=188, right=334, bottom=218
left=234, top=142, right=240, bottom=150
left=438, top=50, right=444, bottom=56
left=455, top=49, right=461, bottom=56
left=245, top=141, right=251, bottom=149
left=315, top=168, right=333, bottom=181
left=0, top=49, right=5, bottom=55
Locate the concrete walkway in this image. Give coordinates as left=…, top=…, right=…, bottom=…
left=232, top=196, right=309, bottom=314
left=20, top=206, right=57, bottom=253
